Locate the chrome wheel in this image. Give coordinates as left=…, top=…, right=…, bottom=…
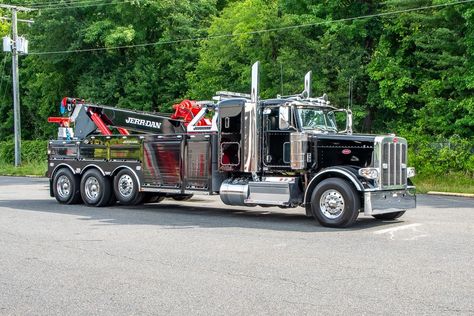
left=84, top=176, right=100, bottom=202
left=118, top=174, right=134, bottom=198
left=311, top=178, right=359, bottom=228
left=56, top=175, right=71, bottom=199
left=319, top=189, right=345, bottom=219
left=113, top=170, right=141, bottom=205
left=53, top=168, right=81, bottom=204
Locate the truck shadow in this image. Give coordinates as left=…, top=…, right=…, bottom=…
left=0, top=198, right=407, bottom=233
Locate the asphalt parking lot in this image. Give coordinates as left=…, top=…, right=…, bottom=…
left=0, top=176, right=473, bottom=315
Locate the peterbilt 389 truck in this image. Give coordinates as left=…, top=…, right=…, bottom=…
left=47, top=62, right=416, bottom=228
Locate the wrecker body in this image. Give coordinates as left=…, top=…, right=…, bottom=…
left=48, top=62, right=416, bottom=227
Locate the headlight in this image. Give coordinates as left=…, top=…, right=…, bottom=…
left=407, top=167, right=416, bottom=178
left=358, top=168, right=379, bottom=179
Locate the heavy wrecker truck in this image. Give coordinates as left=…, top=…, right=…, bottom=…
left=47, top=62, right=416, bottom=228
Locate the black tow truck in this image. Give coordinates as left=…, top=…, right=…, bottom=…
left=48, top=62, right=416, bottom=227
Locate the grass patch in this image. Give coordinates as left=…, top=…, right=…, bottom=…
left=413, top=173, right=474, bottom=194
left=0, top=161, right=47, bottom=177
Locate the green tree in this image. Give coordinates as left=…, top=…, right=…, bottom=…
left=1, top=0, right=472, bottom=145
left=188, top=0, right=382, bottom=131
left=0, top=16, right=13, bottom=140
left=367, top=0, right=474, bottom=137
left=14, top=0, right=217, bottom=140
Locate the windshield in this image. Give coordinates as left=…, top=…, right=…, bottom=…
left=297, top=107, right=338, bottom=132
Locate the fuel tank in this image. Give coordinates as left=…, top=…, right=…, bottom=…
left=219, top=179, right=249, bottom=206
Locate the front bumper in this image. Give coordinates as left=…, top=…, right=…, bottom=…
left=364, top=186, right=416, bottom=216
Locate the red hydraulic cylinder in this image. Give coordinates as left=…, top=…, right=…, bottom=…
left=117, top=127, right=130, bottom=135
left=47, top=117, right=71, bottom=126
left=88, top=109, right=112, bottom=136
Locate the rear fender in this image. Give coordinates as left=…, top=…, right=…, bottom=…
left=111, top=166, right=142, bottom=191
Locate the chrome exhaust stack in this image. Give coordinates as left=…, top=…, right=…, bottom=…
left=303, top=71, right=312, bottom=99
left=250, top=61, right=260, bottom=103
left=243, top=62, right=260, bottom=173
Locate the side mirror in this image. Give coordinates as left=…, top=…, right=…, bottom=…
left=279, top=105, right=291, bottom=130
left=346, top=109, right=353, bottom=134
left=330, top=109, right=353, bottom=134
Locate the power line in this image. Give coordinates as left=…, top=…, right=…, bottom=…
left=13, top=0, right=122, bottom=8
left=27, top=0, right=474, bottom=56
left=0, top=4, right=35, bottom=11
left=29, top=0, right=114, bottom=8
left=0, top=16, right=35, bottom=23
left=4, top=0, right=131, bottom=11
left=32, top=0, right=133, bottom=10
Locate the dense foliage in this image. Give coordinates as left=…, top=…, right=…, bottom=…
left=0, top=140, right=47, bottom=164
left=0, top=0, right=472, bottom=175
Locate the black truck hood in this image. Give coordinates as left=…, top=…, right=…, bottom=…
left=307, top=133, right=377, bottom=169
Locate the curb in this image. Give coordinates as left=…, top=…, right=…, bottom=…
left=0, top=174, right=45, bottom=178
left=427, top=191, right=474, bottom=198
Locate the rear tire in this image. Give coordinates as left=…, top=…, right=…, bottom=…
left=373, top=211, right=406, bottom=220
left=310, top=178, right=360, bottom=228
left=52, top=168, right=82, bottom=204
left=113, top=169, right=143, bottom=205
left=80, top=169, right=112, bottom=207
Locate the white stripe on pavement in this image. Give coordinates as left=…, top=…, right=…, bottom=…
left=373, top=223, right=422, bottom=235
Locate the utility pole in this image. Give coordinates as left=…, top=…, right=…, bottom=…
left=0, top=4, right=34, bottom=166
left=11, top=7, right=22, bottom=167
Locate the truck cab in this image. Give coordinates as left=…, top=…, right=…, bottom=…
left=213, top=63, right=415, bottom=227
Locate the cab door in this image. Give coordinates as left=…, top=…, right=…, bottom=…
left=262, top=106, right=291, bottom=170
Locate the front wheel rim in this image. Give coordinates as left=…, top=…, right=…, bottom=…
left=84, top=176, right=100, bottom=202
left=56, top=175, right=71, bottom=198
left=319, top=189, right=345, bottom=219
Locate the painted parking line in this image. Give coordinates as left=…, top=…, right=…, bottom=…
left=373, top=223, right=422, bottom=235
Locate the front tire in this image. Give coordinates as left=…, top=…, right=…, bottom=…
left=52, top=168, right=82, bottom=204
left=80, top=169, right=112, bottom=207
left=113, top=169, right=143, bottom=205
left=311, top=178, right=360, bottom=228
left=373, top=211, right=406, bottom=220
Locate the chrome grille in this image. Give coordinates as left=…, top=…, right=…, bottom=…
left=381, top=141, right=407, bottom=188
